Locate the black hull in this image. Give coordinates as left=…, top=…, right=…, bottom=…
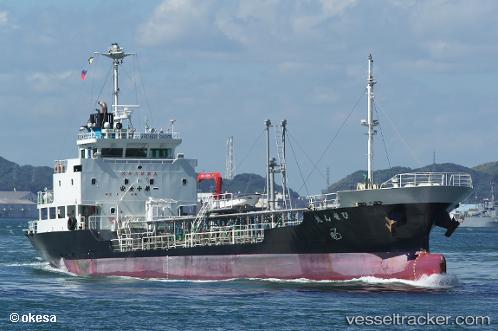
left=27, top=203, right=453, bottom=266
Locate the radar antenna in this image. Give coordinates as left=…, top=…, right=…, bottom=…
left=94, top=43, right=138, bottom=127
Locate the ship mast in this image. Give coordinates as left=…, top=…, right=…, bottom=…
left=265, top=119, right=272, bottom=210
left=95, top=43, right=134, bottom=113
left=363, top=54, right=378, bottom=189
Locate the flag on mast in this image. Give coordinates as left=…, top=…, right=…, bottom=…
left=81, top=69, right=87, bottom=80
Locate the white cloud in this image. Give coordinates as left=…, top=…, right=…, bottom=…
left=320, top=0, right=357, bottom=16
left=277, top=61, right=310, bottom=74
left=308, top=86, right=339, bottom=105
left=27, top=71, right=74, bottom=93
left=0, top=11, right=8, bottom=26
left=138, top=0, right=358, bottom=50
left=137, top=0, right=216, bottom=46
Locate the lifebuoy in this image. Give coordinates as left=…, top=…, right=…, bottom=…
left=67, top=217, right=77, bottom=231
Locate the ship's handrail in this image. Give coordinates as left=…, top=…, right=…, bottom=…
left=185, top=223, right=267, bottom=248
left=88, top=215, right=146, bottom=231
left=110, top=222, right=271, bottom=252
left=380, top=172, right=473, bottom=189
left=307, top=193, right=339, bottom=210
left=107, top=208, right=304, bottom=252
left=37, top=190, right=54, bottom=205
left=77, top=129, right=181, bottom=141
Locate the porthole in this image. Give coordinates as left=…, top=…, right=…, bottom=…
left=91, top=178, right=96, bottom=185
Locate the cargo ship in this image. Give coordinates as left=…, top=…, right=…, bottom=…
left=25, top=44, right=472, bottom=280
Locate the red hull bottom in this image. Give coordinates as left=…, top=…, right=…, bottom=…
left=63, top=252, right=446, bottom=281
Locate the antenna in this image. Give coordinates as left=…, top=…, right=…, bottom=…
left=491, top=181, right=495, bottom=206
left=225, top=136, right=236, bottom=180
left=170, top=119, right=176, bottom=134
left=94, top=43, right=138, bottom=127
left=361, top=54, right=378, bottom=189
left=326, top=167, right=330, bottom=190
left=265, top=119, right=272, bottom=210
left=94, top=43, right=134, bottom=111
left=277, top=119, right=291, bottom=209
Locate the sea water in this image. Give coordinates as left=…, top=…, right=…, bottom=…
left=1, top=219, right=497, bottom=330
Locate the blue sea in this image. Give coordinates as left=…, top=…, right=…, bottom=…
left=1, top=219, right=497, bottom=330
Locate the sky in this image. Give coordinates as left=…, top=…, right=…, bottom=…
left=0, top=0, right=497, bottom=195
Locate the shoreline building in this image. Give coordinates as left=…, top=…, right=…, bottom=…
left=0, top=191, right=37, bottom=219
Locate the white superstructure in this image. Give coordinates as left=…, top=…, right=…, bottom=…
left=35, top=43, right=197, bottom=233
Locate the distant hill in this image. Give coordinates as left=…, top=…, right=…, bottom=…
left=325, top=162, right=492, bottom=203
left=0, top=157, right=52, bottom=193
left=198, top=173, right=300, bottom=199
left=0, top=152, right=496, bottom=204
left=0, top=155, right=302, bottom=198
left=472, top=161, right=498, bottom=176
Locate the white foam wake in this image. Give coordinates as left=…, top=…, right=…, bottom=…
left=104, top=275, right=240, bottom=283
left=3, top=261, right=47, bottom=267
left=4, top=260, right=77, bottom=276
left=247, top=273, right=458, bottom=289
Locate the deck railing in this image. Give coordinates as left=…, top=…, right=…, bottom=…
left=77, top=130, right=181, bottom=141
left=380, top=172, right=473, bottom=189
left=110, top=222, right=270, bottom=252
left=37, top=191, right=54, bottom=205
left=307, top=193, right=339, bottom=210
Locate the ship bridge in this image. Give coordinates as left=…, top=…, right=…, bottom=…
left=76, top=43, right=183, bottom=161
left=77, top=106, right=182, bottom=160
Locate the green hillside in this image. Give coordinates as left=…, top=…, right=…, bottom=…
left=198, top=173, right=300, bottom=199
left=0, top=153, right=496, bottom=204
left=0, top=157, right=52, bottom=193
left=325, top=162, right=491, bottom=203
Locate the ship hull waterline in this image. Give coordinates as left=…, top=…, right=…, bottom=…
left=54, top=252, right=445, bottom=281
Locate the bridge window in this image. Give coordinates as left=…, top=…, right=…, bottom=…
left=57, top=206, right=65, bottom=218
left=41, top=208, right=48, bottom=220
left=150, top=148, right=171, bottom=159
left=102, top=148, right=123, bottom=157
left=49, top=207, right=56, bottom=219
left=73, top=165, right=82, bottom=172
left=67, top=205, right=76, bottom=217
left=125, top=148, right=147, bottom=158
